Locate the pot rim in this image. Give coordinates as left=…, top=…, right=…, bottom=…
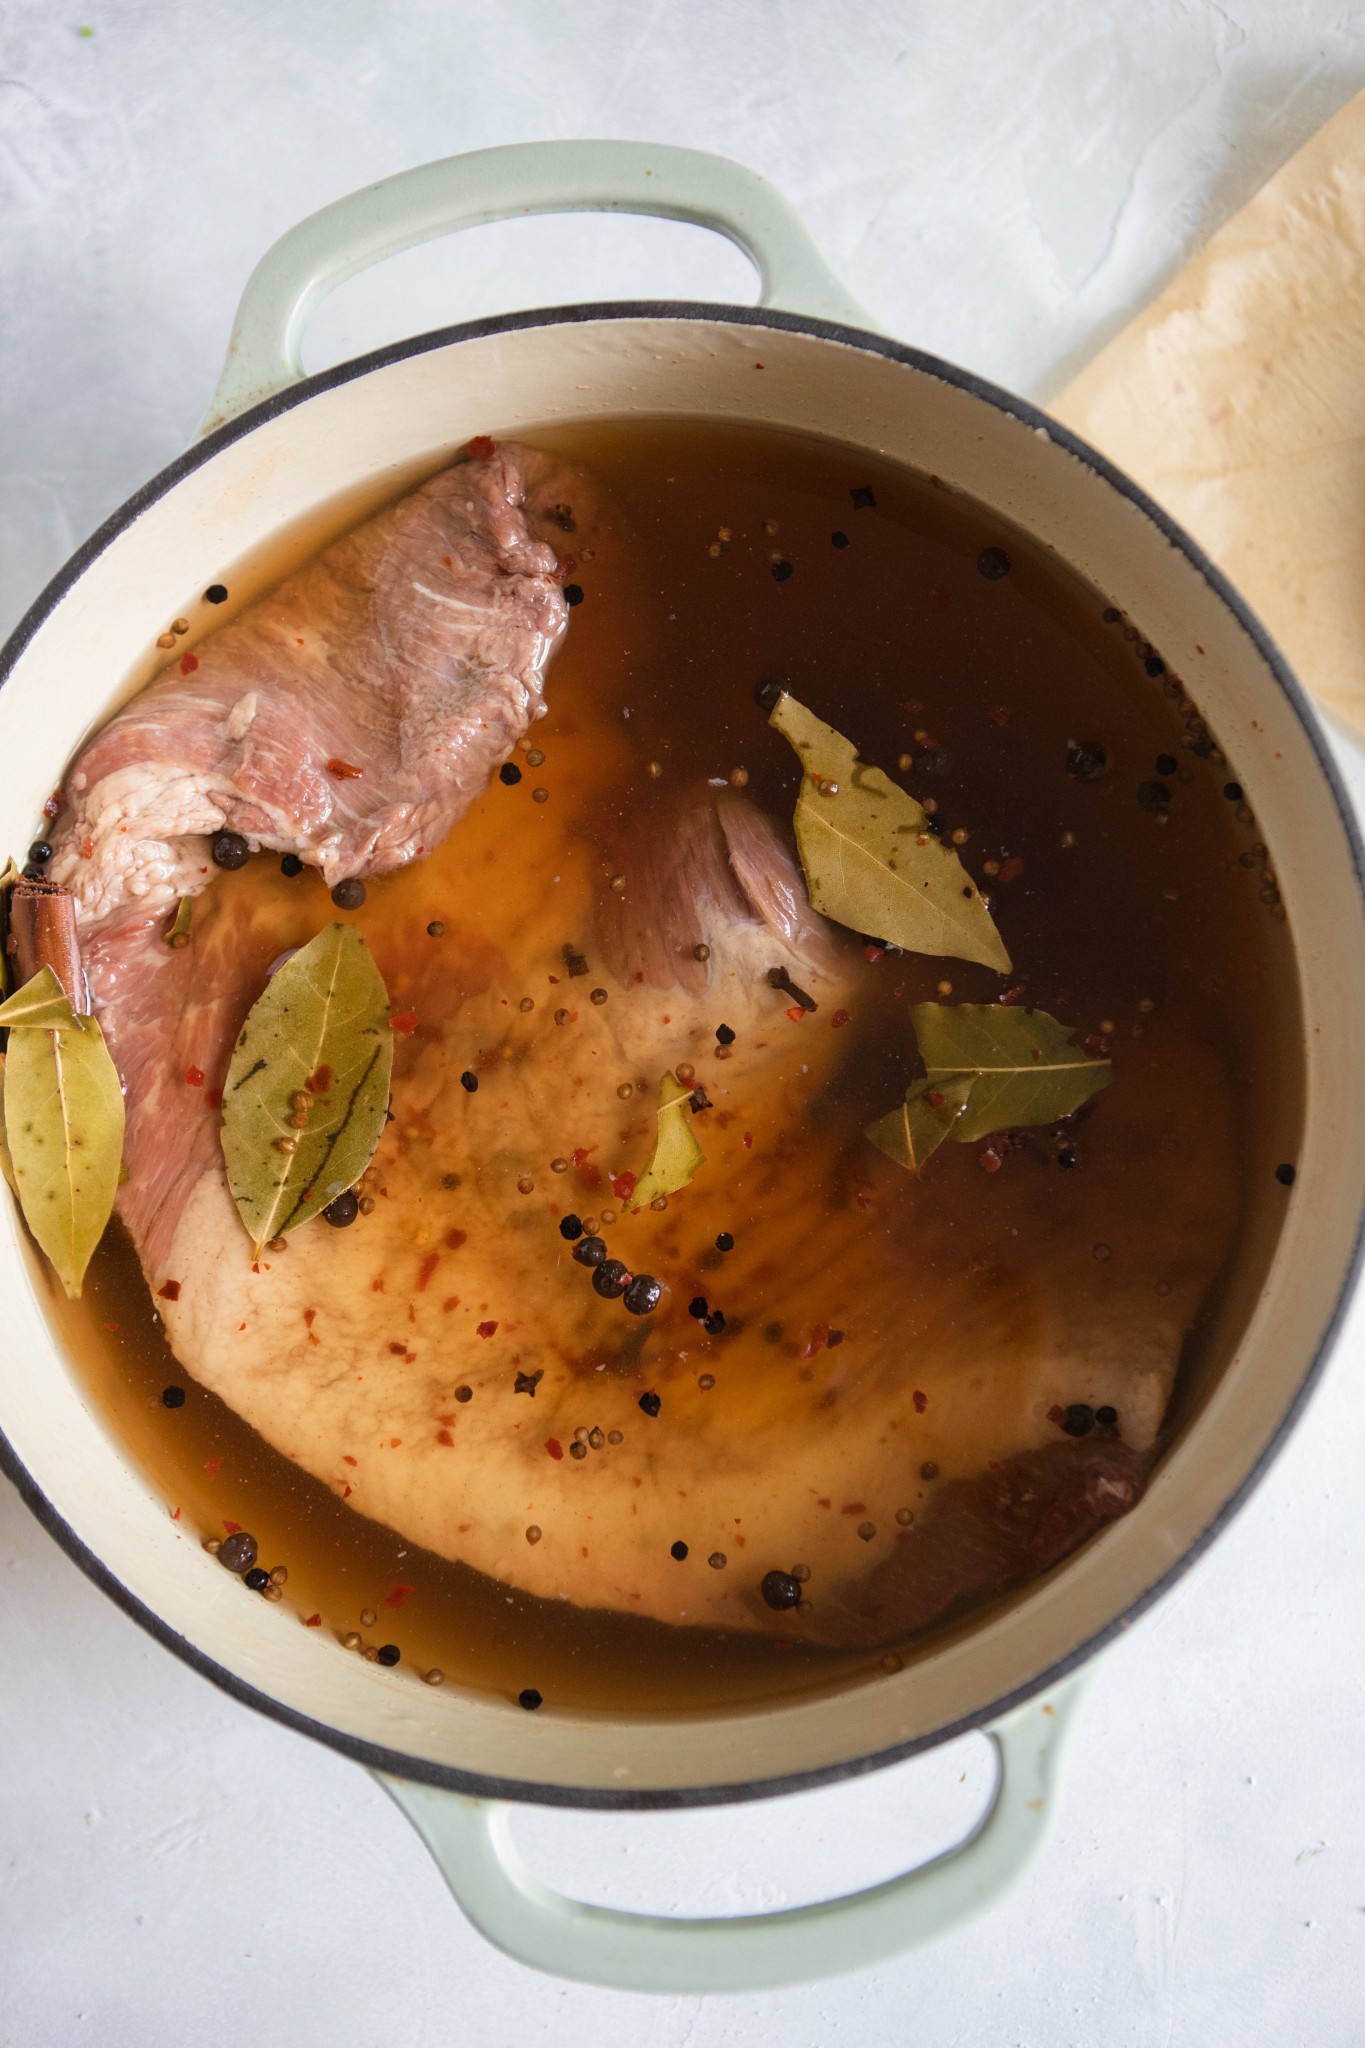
left=2, top=298, right=1362, bottom=1811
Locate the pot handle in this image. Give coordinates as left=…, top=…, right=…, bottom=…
left=374, top=1676, right=1083, bottom=1994
left=201, top=141, right=871, bottom=433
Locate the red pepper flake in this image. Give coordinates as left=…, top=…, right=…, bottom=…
left=1047, top=1404, right=1067, bottom=1427
left=303, top=1308, right=317, bottom=1329
left=391, top=1009, right=419, bottom=1034
left=171, top=1507, right=181, bottom=1521
left=325, top=756, right=363, bottom=780
left=785, top=1006, right=806, bottom=1023
left=611, top=1171, right=637, bottom=1203
left=556, top=553, right=577, bottom=581
left=436, top=1428, right=454, bottom=1447
left=803, top=1323, right=831, bottom=1359
left=926, top=1089, right=945, bottom=1108
left=179, top=652, right=199, bottom=675
left=840, top=1501, right=867, bottom=1515
left=307, top=1067, right=334, bottom=1094
left=203, top=1456, right=223, bottom=1478
left=742, top=1131, right=754, bottom=1149
left=912, top=1389, right=928, bottom=1413
left=43, top=790, right=64, bottom=820
left=997, top=984, right=1027, bottom=1006
left=1082, top=1032, right=1114, bottom=1057
left=997, top=856, right=1025, bottom=883
left=385, top=1583, right=415, bottom=1609
left=417, top=1252, right=440, bottom=1292
left=157, top=1279, right=181, bottom=1301
left=442, top=1296, right=460, bottom=1313
left=103, top=1320, right=119, bottom=1332
left=864, top=944, right=886, bottom=964
left=545, top=1437, right=564, bottom=1460
left=444, top=1229, right=467, bottom=1252
left=303, top=1612, right=322, bottom=1628
left=389, top=1437, right=402, bottom=1448
left=371, top=1276, right=385, bottom=1293
left=476, top=1320, right=498, bottom=1339
left=468, top=434, right=495, bottom=460
left=388, top=1341, right=407, bottom=1356
left=979, top=1144, right=1005, bottom=1175
left=184, top=1066, right=205, bottom=1088
left=831, top=1008, right=851, bottom=1029
left=79, top=836, right=95, bottom=859
left=988, top=705, right=1012, bottom=727
left=206, top=1089, right=223, bottom=1110
left=342, top=1454, right=357, bottom=1467
left=222, top=1519, right=242, bottom=1535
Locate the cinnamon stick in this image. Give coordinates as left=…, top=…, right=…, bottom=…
left=6, top=878, right=87, bottom=1013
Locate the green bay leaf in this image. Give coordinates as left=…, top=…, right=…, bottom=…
left=0, top=964, right=82, bottom=1031
left=625, top=1071, right=706, bottom=1210
left=221, top=923, right=393, bottom=1255
left=913, top=1001, right=1112, bottom=1141
left=2, top=976, right=125, bottom=1299
left=769, top=693, right=1011, bottom=972
left=866, top=1073, right=974, bottom=1172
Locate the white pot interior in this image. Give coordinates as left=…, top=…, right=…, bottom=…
left=2, top=312, right=1362, bottom=1801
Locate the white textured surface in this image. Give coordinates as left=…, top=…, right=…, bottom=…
left=4, top=3, right=1365, bottom=2041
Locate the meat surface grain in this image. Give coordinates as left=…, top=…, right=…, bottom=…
left=50, top=444, right=569, bottom=925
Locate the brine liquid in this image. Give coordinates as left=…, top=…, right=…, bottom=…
left=56, top=418, right=1301, bottom=1713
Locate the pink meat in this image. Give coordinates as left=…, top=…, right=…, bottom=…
left=47, top=442, right=574, bottom=1272
left=49, top=444, right=569, bottom=927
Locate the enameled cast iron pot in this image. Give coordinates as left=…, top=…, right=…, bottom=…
left=3, top=143, right=1365, bottom=1994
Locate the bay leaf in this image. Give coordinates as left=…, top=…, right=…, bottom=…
left=0, top=973, right=125, bottom=1299
left=625, top=1071, right=706, bottom=1210
left=0, top=963, right=82, bottom=1031
left=769, top=692, right=1011, bottom=972
left=865, top=1073, right=974, bottom=1173
left=221, top=923, right=393, bottom=1254
left=913, top=1001, right=1112, bottom=1141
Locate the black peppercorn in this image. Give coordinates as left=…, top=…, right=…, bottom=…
left=21, top=864, right=43, bottom=879
left=977, top=546, right=1011, bottom=580
left=1061, top=1403, right=1095, bottom=1437
left=323, top=1190, right=359, bottom=1227
left=217, top=1531, right=259, bottom=1574
left=754, top=677, right=784, bottom=711
left=771, top=560, right=794, bottom=583
left=715, top=1232, right=734, bottom=1252
left=670, top=1540, right=689, bottom=1561
left=376, top=1644, right=400, bottom=1667
left=761, top=1569, right=801, bottom=1610
left=1065, top=740, right=1109, bottom=782
left=427, top=920, right=445, bottom=936
left=244, top=1567, right=270, bottom=1591
left=454, top=1385, right=473, bottom=1403
left=638, top=1391, right=661, bottom=1417
left=280, top=852, right=303, bottom=877
left=574, top=1235, right=607, bottom=1267
left=1144, top=653, right=1166, bottom=677
left=849, top=485, right=876, bottom=510
left=1155, top=754, right=1178, bottom=776
left=831, top=529, right=849, bottom=549
left=623, top=1274, right=662, bottom=1315
left=499, top=762, right=522, bottom=785
left=715, top=1023, right=736, bottom=1045
left=559, top=1213, right=584, bottom=1241
left=211, top=831, right=250, bottom=871
left=703, top=1310, right=726, bottom=1336
left=27, top=841, right=52, bottom=865
left=1224, top=782, right=1244, bottom=802
left=161, top=1385, right=185, bottom=1409
left=460, top=1070, right=479, bottom=1093
left=1095, top=1405, right=1119, bottom=1428
left=1137, top=780, right=1171, bottom=813
left=205, top=583, right=229, bottom=604
left=1057, top=1148, right=1078, bottom=1170
left=519, top=1687, right=543, bottom=1710
left=592, top=1259, right=631, bottom=1299
left=331, top=877, right=366, bottom=909
left=1275, top=1163, right=1296, bottom=1187
left=688, top=1297, right=708, bottom=1319
left=563, top=584, right=584, bottom=607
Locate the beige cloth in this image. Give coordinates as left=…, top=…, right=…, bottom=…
left=1053, top=88, right=1365, bottom=736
